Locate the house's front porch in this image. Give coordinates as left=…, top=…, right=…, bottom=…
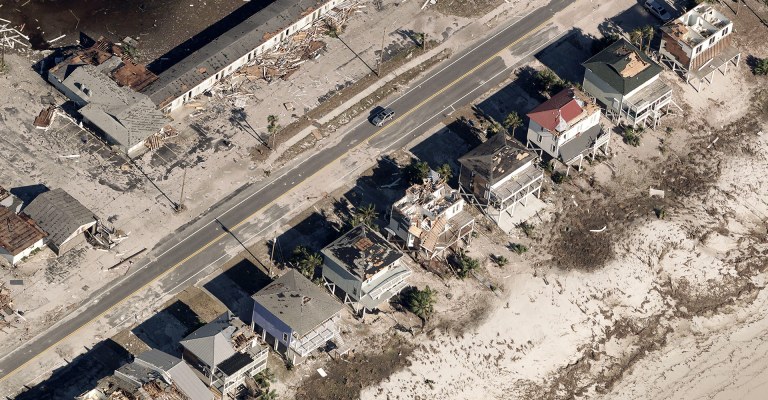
left=485, top=168, right=544, bottom=228
left=323, top=263, right=412, bottom=315
left=287, top=318, right=339, bottom=364
left=429, top=210, right=476, bottom=259
left=687, top=46, right=741, bottom=92
left=622, top=78, right=675, bottom=128
left=559, top=124, right=611, bottom=176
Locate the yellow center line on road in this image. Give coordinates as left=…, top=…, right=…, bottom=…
left=0, top=15, right=554, bottom=386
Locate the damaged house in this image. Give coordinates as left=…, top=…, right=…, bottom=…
left=0, top=206, right=47, bottom=266
left=251, top=269, right=343, bottom=365
left=23, top=188, right=98, bottom=256
left=77, top=349, right=212, bottom=400
left=179, top=312, right=268, bottom=397
left=458, top=133, right=543, bottom=230
left=142, top=0, right=347, bottom=113
left=526, top=87, right=609, bottom=174
left=582, top=39, right=674, bottom=129
left=658, top=3, right=740, bottom=90
left=322, top=224, right=412, bottom=314
left=47, top=37, right=168, bottom=157
left=387, top=174, right=475, bottom=259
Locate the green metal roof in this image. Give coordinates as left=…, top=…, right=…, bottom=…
left=582, top=39, right=662, bottom=96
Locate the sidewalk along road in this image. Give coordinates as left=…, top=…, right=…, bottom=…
left=0, top=0, right=569, bottom=387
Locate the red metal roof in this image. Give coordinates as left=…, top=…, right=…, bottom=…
left=527, top=88, right=584, bottom=132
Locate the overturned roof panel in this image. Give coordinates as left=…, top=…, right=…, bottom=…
left=0, top=206, right=46, bottom=256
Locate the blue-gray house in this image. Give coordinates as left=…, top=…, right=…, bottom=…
left=251, top=269, right=343, bottom=364
left=321, top=224, right=411, bottom=315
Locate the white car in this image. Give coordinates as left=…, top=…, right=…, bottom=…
left=644, top=0, right=672, bottom=22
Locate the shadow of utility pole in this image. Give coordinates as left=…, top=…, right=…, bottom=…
left=129, top=159, right=181, bottom=211
left=214, top=218, right=273, bottom=276
left=336, top=34, right=377, bottom=76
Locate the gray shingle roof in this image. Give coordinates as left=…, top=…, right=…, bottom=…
left=23, top=188, right=96, bottom=248
left=143, top=0, right=326, bottom=108
left=321, top=224, right=403, bottom=281
left=180, top=312, right=238, bottom=368
left=65, top=65, right=167, bottom=149
left=252, top=269, right=342, bottom=337
left=134, top=349, right=213, bottom=400
left=458, top=134, right=535, bottom=185
left=582, top=39, right=663, bottom=96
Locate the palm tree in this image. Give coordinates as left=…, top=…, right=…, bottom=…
left=629, top=28, right=643, bottom=49
left=436, top=163, right=452, bottom=181
left=351, top=203, right=377, bottom=227
left=756, top=58, right=768, bottom=75
left=292, top=246, right=322, bottom=278
left=404, top=160, right=430, bottom=184
left=503, top=112, right=522, bottom=136
left=260, top=389, right=278, bottom=400
left=254, top=368, right=275, bottom=389
left=406, top=286, right=436, bottom=324
left=642, top=25, right=655, bottom=52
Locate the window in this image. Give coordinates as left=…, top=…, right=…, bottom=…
left=537, top=134, right=542, bottom=143
left=282, top=333, right=288, bottom=342
left=551, top=144, right=556, bottom=153
left=709, top=36, right=716, bottom=46
left=723, top=26, right=729, bottom=36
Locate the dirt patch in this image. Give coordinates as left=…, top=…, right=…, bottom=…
left=548, top=191, right=659, bottom=271
left=433, top=0, right=505, bottom=18
left=294, top=334, right=415, bottom=400
left=254, top=47, right=451, bottom=164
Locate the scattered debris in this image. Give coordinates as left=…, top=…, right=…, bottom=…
left=649, top=188, right=665, bottom=198
left=33, top=106, right=56, bottom=130
left=243, top=0, right=361, bottom=82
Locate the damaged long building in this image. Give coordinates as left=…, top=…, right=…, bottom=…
left=44, top=0, right=349, bottom=157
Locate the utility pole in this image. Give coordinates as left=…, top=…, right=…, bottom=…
left=269, top=236, right=277, bottom=276
left=377, top=27, right=387, bottom=77
left=176, top=167, right=187, bottom=212
left=1, top=32, right=6, bottom=73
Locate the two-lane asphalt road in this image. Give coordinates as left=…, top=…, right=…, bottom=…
left=0, top=0, right=570, bottom=389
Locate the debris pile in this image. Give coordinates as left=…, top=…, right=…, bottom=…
left=245, top=0, right=362, bottom=82
left=86, top=221, right=129, bottom=250
left=33, top=106, right=56, bottom=130
left=143, top=125, right=179, bottom=151
left=0, top=17, right=31, bottom=52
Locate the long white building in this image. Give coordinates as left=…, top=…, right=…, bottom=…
left=143, top=0, right=346, bottom=113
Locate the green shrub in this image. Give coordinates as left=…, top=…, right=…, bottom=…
left=509, top=243, right=528, bottom=255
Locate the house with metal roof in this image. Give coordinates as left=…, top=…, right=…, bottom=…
left=458, top=133, right=543, bottom=229
left=251, top=269, right=343, bottom=365
left=582, top=39, right=674, bottom=128
left=142, top=0, right=346, bottom=113
left=23, top=188, right=98, bottom=255
left=0, top=206, right=47, bottom=266
left=180, top=312, right=268, bottom=396
left=322, top=224, right=411, bottom=314
left=658, top=4, right=740, bottom=90
left=77, top=349, right=212, bottom=400
left=526, top=87, right=609, bottom=174
left=46, top=38, right=167, bottom=157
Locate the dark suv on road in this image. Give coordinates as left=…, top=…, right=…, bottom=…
left=371, top=108, right=395, bottom=126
